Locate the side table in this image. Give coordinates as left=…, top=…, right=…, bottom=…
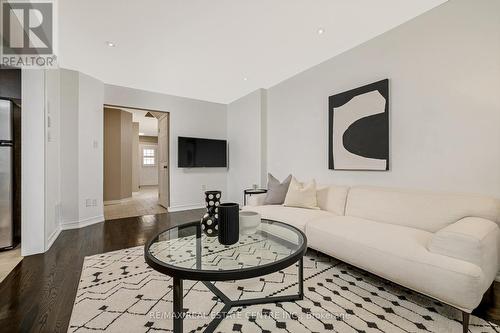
left=243, top=188, right=267, bottom=206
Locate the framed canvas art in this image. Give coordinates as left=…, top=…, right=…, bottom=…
left=328, top=79, right=389, bottom=171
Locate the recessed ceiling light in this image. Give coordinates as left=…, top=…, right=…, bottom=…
left=139, top=132, right=145, bottom=136
left=243, top=77, right=248, bottom=81
left=106, top=41, right=116, bottom=47
left=317, top=28, right=325, bottom=35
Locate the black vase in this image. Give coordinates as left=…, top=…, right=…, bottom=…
left=201, top=190, right=221, bottom=236
left=218, top=203, right=239, bottom=245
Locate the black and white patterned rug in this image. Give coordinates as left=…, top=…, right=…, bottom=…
left=68, top=246, right=498, bottom=333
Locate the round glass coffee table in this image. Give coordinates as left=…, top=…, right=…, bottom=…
left=145, top=219, right=307, bottom=333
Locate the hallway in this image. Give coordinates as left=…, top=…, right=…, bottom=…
left=103, top=186, right=167, bottom=220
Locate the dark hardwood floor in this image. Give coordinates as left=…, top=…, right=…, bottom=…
left=0, top=208, right=499, bottom=332
left=0, top=209, right=204, bottom=333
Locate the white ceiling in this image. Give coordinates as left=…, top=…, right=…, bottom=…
left=59, top=0, right=446, bottom=104
left=122, top=108, right=158, bottom=136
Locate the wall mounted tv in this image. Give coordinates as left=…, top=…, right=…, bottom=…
left=178, top=136, right=227, bottom=168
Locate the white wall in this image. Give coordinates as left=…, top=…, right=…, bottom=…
left=45, top=69, right=62, bottom=249
left=77, top=73, right=104, bottom=222
left=21, top=68, right=65, bottom=256
left=227, top=89, right=267, bottom=204
left=104, top=84, right=228, bottom=211
left=139, top=143, right=159, bottom=186
left=266, top=0, right=500, bottom=198
left=21, top=70, right=46, bottom=256
left=60, top=69, right=104, bottom=229
left=60, top=69, right=79, bottom=224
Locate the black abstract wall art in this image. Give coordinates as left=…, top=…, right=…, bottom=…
left=328, top=79, right=389, bottom=171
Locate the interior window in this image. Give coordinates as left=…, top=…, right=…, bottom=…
left=142, top=148, right=156, bottom=166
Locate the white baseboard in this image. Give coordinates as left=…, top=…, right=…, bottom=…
left=61, top=215, right=105, bottom=230
left=46, top=225, right=62, bottom=251
left=495, top=272, right=500, bottom=282
left=168, top=204, right=204, bottom=212
left=37, top=215, right=105, bottom=254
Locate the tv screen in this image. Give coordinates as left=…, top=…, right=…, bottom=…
left=178, top=137, right=227, bottom=168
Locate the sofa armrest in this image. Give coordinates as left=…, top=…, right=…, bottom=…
left=246, top=193, right=267, bottom=207
left=428, top=217, right=500, bottom=268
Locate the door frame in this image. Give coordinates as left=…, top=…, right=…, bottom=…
left=103, top=104, right=170, bottom=208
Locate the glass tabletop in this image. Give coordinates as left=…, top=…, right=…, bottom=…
left=145, top=219, right=306, bottom=281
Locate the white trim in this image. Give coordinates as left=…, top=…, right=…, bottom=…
left=495, top=272, right=500, bottom=282
left=46, top=225, right=62, bottom=251
left=60, top=215, right=105, bottom=230
left=104, top=197, right=132, bottom=206
left=168, top=204, right=204, bottom=212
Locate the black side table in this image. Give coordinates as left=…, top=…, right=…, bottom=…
left=243, top=188, right=267, bottom=206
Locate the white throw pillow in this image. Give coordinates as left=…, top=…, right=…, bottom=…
left=284, top=177, right=319, bottom=209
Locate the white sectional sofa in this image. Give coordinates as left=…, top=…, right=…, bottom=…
left=243, top=185, right=500, bottom=332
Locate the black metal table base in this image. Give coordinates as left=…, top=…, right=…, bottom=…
left=172, top=257, right=304, bottom=333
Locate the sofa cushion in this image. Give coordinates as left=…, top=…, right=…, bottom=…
left=306, top=216, right=494, bottom=311
left=241, top=205, right=336, bottom=232
left=284, top=177, right=319, bottom=210
left=345, top=186, right=500, bottom=232
left=263, top=173, right=291, bottom=205
left=316, top=185, right=349, bottom=215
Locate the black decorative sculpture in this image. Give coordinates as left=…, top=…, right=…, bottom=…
left=201, top=190, right=221, bottom=236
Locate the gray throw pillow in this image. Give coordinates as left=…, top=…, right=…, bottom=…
left=263, top=173, right=292, bottom=205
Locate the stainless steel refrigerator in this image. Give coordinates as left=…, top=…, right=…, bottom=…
left=0, top=99, right=14, bottom=249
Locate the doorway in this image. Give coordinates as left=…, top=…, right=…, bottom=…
left=102, top=105, right=170, bottom=220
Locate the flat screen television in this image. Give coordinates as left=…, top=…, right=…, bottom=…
left=178, top=136, right=227, bottom=168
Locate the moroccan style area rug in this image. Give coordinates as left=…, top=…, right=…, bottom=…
left=68, top=246, right=498, bottom=333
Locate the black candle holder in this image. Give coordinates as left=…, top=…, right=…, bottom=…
left=218, top=203, right=239, bottom=245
